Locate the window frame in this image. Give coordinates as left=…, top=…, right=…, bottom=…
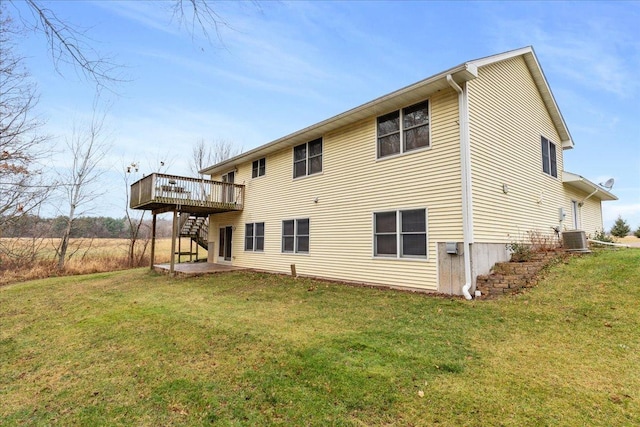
left=373, top=208, right=428, bottom=260
left=281, top=218, right=310, bottom=254
left=293, top=138, right=323, bottom=179
left=541, top=136, right=558, bottom=178
left=252, top=158, right=266, bottom=178
left=244, top=222, right=265, bottom=252
left=377, top=100, right=430, bottom=159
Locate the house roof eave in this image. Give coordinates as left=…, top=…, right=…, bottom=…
left=562, top=171, right=618, bottom=201
left=200, top=63, right=478, bottom=176
left=201, top=47, right=576, bottom=175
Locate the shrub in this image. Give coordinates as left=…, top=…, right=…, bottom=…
left=610, top=215, right=631, bottom=238
left=528, top=229, right=559, bottom=252
left=506, top=241, right=532, bottom=262
left=634, top=226, right=640, bottom=238
left=592, top=229, right=614, bottom=243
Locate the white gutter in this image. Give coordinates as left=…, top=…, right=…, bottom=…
left=447, top=74, right=474, bottom=300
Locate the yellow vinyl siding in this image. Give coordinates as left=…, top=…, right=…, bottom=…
left=563, top=186, right=604, bottom=236
left=468, top=56, right=566, bottom=243
left=209, top=88, right=462, bottom=291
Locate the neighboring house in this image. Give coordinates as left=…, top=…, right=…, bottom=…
left=131, top=46, right=616, bottom=297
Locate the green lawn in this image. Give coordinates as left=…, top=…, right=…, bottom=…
left=1, top=249, right=639, bottom=426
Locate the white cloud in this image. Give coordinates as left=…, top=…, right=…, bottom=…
left=92, top=1, right=184, bottom=37
left=487, top=9, right=640, bottom=98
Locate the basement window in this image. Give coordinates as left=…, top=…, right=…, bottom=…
left=245, top=222, right=264, bottom=251
left=282, top=218, right=309, bottom=253
left=374, top=209, right=427, bottom=258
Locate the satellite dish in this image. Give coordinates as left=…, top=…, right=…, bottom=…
left=599, top=178, right=614, bottom=190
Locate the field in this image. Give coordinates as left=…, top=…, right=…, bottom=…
left=0, top=238, right=204, bottom=286
left=618, top=235, right=640, bottom=247
left=1, top=248, right=639, bottom=426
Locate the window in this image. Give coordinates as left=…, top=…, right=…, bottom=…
left=374, top=209, right=427, bottom=258
left=252, top=158, right=266, bottom=178
left=377, top=100, right=429, bottom=158
left=541, top=136, right=557, bottom=178
left=282, top=218, right=309, bottom=253
left=244, top=222, right=264, bottom=251
left=293, top=138, right=322, bottom=178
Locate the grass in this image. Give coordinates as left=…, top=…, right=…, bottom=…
left=1, top=249, right=639, bottom=426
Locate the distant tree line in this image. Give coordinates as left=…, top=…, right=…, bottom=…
left=1, top=215, right=173, bottom=239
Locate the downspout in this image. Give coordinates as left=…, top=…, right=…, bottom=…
left=447, top=74, right=474, bottom=300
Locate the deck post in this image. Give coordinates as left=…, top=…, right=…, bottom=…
left=178, top=225, right=182, bottom=264
left=170, top=209, right=177, bottom=275
left=150, top=213, right=157, bottom=270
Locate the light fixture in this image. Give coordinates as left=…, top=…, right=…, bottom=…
left=313, top=197, right=319, bottom=203
left=502, top=183, right=509, bottom=194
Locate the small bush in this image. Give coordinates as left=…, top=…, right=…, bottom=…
left=634, top=226, right=640, bottom=238
left=591, top=229, right=614, bottom=243
left=506, top=241, right=532, bottom=262
left=528, top=229, right=559, bottom=252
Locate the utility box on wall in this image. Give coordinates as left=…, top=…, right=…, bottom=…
left=446, top=242, right=459, bottom=255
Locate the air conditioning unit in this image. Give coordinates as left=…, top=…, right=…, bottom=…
left=562, top=230, right=589, bottom=252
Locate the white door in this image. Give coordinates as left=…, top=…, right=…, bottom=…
left=571, top=200, right=581, bottom=230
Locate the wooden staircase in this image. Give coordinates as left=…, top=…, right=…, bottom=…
left=175, top=215, right=208, bottom=262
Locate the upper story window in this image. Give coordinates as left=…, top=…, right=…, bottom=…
left=374, top=208, right=427, bottom=259
left=293, top=138, right=322, bottom=178
left=252, top=158, right=266, bottom=178
left=377, top=100, right=430, bottom=158
left=541, top=136, right=557, bottom=178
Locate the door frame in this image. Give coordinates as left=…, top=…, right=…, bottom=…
left=218, top=225, right=233, bottom=264
left=221, top=171, right=235, bottom=204
left=571, top=200, right=581, bottom=230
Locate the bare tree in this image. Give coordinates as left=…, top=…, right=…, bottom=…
left=18, top=0, right=124, bottom=89
left=9, top=0, right=249, bottom=88
left=56, top=103, right=111, bottom=270
left=190, top=138, right=242, bottom=177
left=0, top=6, right=51, bottom=233
left=123, top=159, right=169, bottom=267
left=171, top=0, right=233, bottom=44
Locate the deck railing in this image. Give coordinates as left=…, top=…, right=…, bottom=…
left=129, top=173, right=244, bottom=211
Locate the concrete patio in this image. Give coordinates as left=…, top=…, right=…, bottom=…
left=153, top=262, right=244, bottom=276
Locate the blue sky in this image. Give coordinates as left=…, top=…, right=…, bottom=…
left=8, top=0, right=640, bottom=230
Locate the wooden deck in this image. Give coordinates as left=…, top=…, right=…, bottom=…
left=153, top=262, right=244, bottom=276
left=130, top=173, right=244, bottom=215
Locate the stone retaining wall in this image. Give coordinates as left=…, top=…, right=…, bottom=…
left=476, top=251, right=569, bottom=299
